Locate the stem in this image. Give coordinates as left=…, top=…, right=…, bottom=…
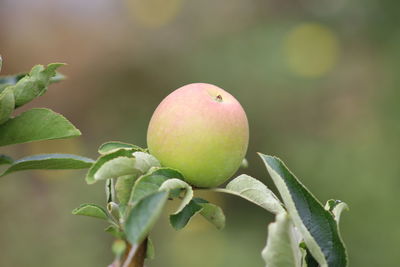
left=122, top=240, right=147, bottom=267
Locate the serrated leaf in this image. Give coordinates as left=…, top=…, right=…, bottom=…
left=0, top=154, right=13, bottom=165
left=262, top=212, right=299, bottom=267
left=72, top=203, right=108, bottom=220
left=213, top=174, right=284, bottom=214
left=0, top=108, right=81, bottom=147
left=85, top=149, right=136, bottom=184
left=0, top=153, right=94, bottom=177
left=9, top=63, right=64, bottom=107
left=98, top=141, right=144, bottom=154
left=0, top=87, right=15, bottom=125
left=129, top=167, right=184, bottom=205
left=125, top=191, right=168, bottom=245
left=159, top=178, right=193, bottom=214
left=259, top=154, right=347, bottom=267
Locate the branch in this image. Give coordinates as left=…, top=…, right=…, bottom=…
left=122, top=240, right=147, bottom=267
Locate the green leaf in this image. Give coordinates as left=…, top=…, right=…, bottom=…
left=159, top=178, right=193, bottom=214
left=0, top=154, right=13, bottom=166
left=170, top=199, right=203, bottom=230
left=129, top=167, right=184, bottom=205
left=0, top=153, right=94, bottom=177
left=325, top=200, right=349, bottom=224
left=116, top=174, right=140, bottom=206
left=0, top=71, right=64, bottom=88
left=94, top=157, right=138, bottom=181
left=72, top=203, right=108, bottom=220
left=132, top=152, right=161, bottom=173
left=0, top=87, right=15, bottom=125
left=9, top=63, right=64, bottom=107
left=169, top=198, right=225, bottom=230
left=0, top=108, right=81, bottom=147
left=259, top=154, right=348, bottom=267
left=198, top=202, right=226, bottom=230
left=213, top=174, right=284, bottom=214
left=146, top=237, right=155, bottom=260
left=262, top=212, right=299, bottom=267
left=105, top=225, right=124, bottom=239
left=86, top=148, right=136, bottom=184
left=301, top=245, right=320, bottom=267
left=125, top=191, right=168, bottom=245
left=98, top=141, right=144, bottom=154
left=86, top=151, right=159, bottom=184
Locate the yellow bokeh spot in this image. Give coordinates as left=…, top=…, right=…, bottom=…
left=125, top=0, right=183, bottom=28
left=284, top=23, right=339, bottom=78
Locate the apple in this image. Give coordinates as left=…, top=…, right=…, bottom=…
left=147, top=83, right=249, bottom=188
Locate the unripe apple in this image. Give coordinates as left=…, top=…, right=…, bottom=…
left=147, top=83, right=249, bottom=188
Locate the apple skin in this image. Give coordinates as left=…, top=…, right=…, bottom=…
left=147, top=83, right=249, bottom=188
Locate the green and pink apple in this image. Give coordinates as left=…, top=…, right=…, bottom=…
left=147, top=83, right=249, bottom=188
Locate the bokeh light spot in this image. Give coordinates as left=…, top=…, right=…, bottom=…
left=284, top=23, right=340, bottom=78
left=125, top=0, right=183, bottom=28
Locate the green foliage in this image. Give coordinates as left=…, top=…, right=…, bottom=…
left=169, top=199, right=204, bottom=230
left=125, top=191, right=168, bottom=245
left=85, top=148, right=138, bottom=184
left=262, top=212, right=299, bottom=267
left=74, top=140, right=348, bottom=267
left=259, top=154, right=348, bottom=267
left=72, top=203, right=109, bottom=220
left=11, top=63, right=64, bottom=107
left=0, top=61, right=92, bottom=179
left=169, top=197, right=226, bottom=230
left=0, top=155, right=13, bottom=166
left=146, top=238, right=155, bottom=260
left=116, top=175, right=138, bottom=206
left=0, top=108, right=81, bottom=147
left=105, top=225, right=124, bottom=239
left=0, top=88, right=15, bottom=124
left=214, top=174, right=285, bottom=214
left=0, top=61, right=348, bottom=266
left=0, top=154, right=94, bottom=177
left=198, top=201, right=226, bottom=230
left=98, top=141, right=144, bottom=155
left=85, top=149, right=159, bottom=184
left=325, top=200, right=349, bottom=224
left=129, top=167, right=184, bottom=205
left=159, top=178, right=193, bottom=214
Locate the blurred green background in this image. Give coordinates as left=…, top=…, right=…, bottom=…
left=1, top=0, right=399, bottom=266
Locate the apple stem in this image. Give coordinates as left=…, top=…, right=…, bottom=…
left=215, top=95, right=223, bottom=102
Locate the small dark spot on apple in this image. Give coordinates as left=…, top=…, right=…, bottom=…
left=215, top=95, right=223, bottom=102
